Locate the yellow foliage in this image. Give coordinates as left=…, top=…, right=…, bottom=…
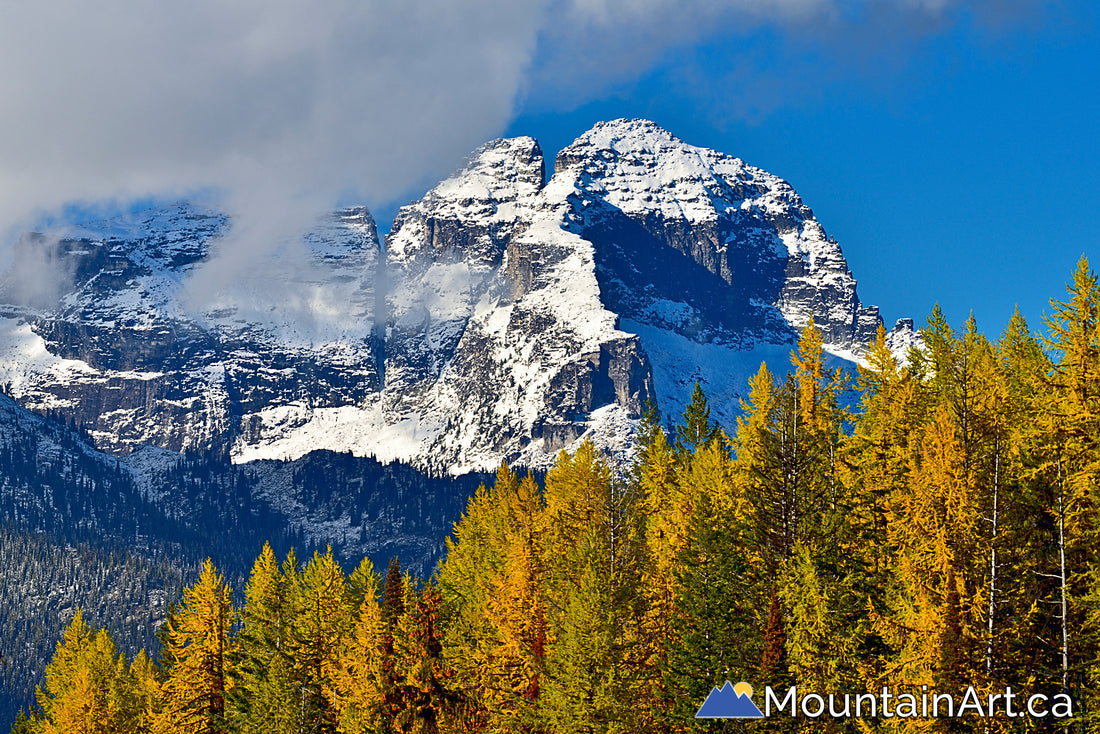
left=153, top=559, right=234, bottom=734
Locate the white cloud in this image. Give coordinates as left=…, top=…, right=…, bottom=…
left=0, top=0, right=547, bottom=292
left=0, top=233, right=74, bottom=310
left=0, top=0, right=1056, bottom=304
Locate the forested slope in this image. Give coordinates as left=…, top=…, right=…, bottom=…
left=0, top=395, right=486, bottom=725
left=12, top=257, right=1100, bottom=733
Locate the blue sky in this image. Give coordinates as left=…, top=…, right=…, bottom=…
left=500, top=2, right=1100, bottom=336
left=1, top=0, right=1096, bottom=340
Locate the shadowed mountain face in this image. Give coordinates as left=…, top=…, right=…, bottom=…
left=0, top=120, right=907, bottom=474
left=557, top=120, right=878, bottom=350
left=583, top=201, right=791, bottom=344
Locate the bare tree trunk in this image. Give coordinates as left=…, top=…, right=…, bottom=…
left=986, top=441, right=999, bottom=679
left=1058, top=455, right=1070, bottom=691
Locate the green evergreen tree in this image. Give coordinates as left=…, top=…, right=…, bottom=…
left=229, top=543, right=298, bottom=734
left=379, top=559, right=409, bottom=732
left=393, top=584, right=464, bottom=734
left=384, top=559, right=407, bottom=631
left=661, top=491, right=753, bottom=731
left=675, top=383, right=720, bottom=458
left=736, top=324, right=842, bottom=583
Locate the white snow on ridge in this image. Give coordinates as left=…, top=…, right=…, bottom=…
left=231, top=400, right=440, bottom=466
left=558, top=119, right=873, bottom=344
left=0, top=319, right=99, bottom=401
left=0, top=120, right=912, bottom=475
left=623, top=319, right=801, bottom=431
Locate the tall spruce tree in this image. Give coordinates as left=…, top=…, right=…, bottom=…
left=229, top=543, right=298, bottom=734
left=736, top=323, right=841, bottom=582
left=661, top=489, right=754, bottom=731
left=676, top=383, right=721, bottom=458
left=393, top=584, right=464, bottom=734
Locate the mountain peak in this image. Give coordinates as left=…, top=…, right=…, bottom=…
left=1, top=119, right=906, bottom=474
left=439, top=135, right=545, bottom=198
left=386, top=136, right=544, bottom=266
left=552, top=119, right=760, bottom=225
left=572, top=118, right=681, bottom=149
left=554, top=118, right=696, bottom=173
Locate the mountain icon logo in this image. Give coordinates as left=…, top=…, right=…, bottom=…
left=695, top=680, right=766, bottom=718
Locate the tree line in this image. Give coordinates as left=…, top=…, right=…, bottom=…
left=11, top=257, right=1100, bottom=733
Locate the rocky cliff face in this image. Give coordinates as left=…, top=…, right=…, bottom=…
left=547, top=120, right=889, bottom=426
left=0, top=120, right=911, bottom=473
left=558, top=120, right=867, bottom=347
left=380, top=134, right=656, bottom=473
left=0, top=204, right=383, bottom=455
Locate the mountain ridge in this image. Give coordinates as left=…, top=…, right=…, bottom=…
left=0, top=119, right=915, bottom=474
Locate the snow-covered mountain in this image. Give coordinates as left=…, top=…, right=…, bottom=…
left=0, top=119, right=913, bottom=473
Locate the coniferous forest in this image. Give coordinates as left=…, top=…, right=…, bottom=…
left=10, top=258, right=1100, bottom=733
left=0, top=417, right=486, bottom=726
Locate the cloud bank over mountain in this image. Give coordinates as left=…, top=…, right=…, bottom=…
left=0, top=0, right=1061, bottom=288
